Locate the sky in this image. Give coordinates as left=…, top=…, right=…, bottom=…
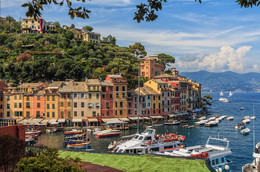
left=1, top=0, right=260, bottom=73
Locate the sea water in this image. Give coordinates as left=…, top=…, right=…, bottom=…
left=37, top=93, right=260, bottom=171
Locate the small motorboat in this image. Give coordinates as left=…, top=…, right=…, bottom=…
left=250, top=116, right=256, bottom=120
left=235, top=122, right=246, bottom=130
left=243, top=116, right=250, bottom=120
left=67, top=142, right=91, bottom=149
left=242, top=119, right=250, bottom=124
left=180, top=120, right=188, bottom=123
left=214, top=115, right=220, bottom=118
left=227, top=116, right=234, bottom=121
left=240, top=107, right=244, bottom=110
left=164, top=120, right=180, bottom=126
left=64, top=129, right=82, bottom=135
left=204, top=120, right=219, bottom=127
left=195, top=120, right=207, bottom=126
left=241, top=128, right=250, bottom=135
left=95, top=129, right=121, bottom=138
left=208, top=117, right=216, bottom=121
left=198, top=116, right=206, bottom=121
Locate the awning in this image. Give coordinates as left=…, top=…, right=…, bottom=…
left=143, top=117, right=150, bottom=120
left=87, top=118, right=98, bottom=122
left=72, top=119, right=82, bottom=123
left=40, top=119, right=49, bottom=125
left=58, top=119, right=66, bottom=123
left=150, top=116, right=164, bottom=119
left=48, top=119, right=57, bottom=123
left=167, top=114, right=178, bottom=117
left=102, top=118, right=119, bottom=123
left=128, top=117, right=143, bottom=120
left=106, top=120, right=126, bottom=124
left=119, top=118, right=130, bottom=122
left=28, top=118, right=43, bottom=125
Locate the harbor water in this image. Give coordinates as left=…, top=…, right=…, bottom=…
left=36, top=93, right=260, bottom=172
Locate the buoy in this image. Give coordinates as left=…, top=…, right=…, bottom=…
left=218, top=168, right=222, bottom=172
left=225, top=165, right=230, bottom=170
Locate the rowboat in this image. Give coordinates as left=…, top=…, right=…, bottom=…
left=164, top=120, right=180, bottom=126
left=67, top=142, right=91, bottom=149
left=227, top=116, right=234, bottom=121
left=64, top=129, right=82, bottom=135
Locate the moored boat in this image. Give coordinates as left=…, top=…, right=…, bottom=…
left=204, top=120, right=219, bottom=127
left=250, top=116, right=256, bottom=120
left=67, top=142, right=92, bottom=149
left=164, top=120, right=180, bottom=126
left=242, top=142, right=260, bottom=172
left=113, top=127, right=185, bottom=154
left=241, top=128, right=250, bottom=135
left=64, top=129, right=82, bottom=135
left=198, top=116, right=206, bottom=121
left=195, top=120, right=207, bottom=126
left=227, top=116, right=234, bottom=121
left=240, top=107, right=244, bottom=110
left=153, top=136, right=232, bottom=172
left=235, top=122, right=246, bottom=130
left=95, top=129, right=121, bottom=138
left=242, top=119, right=250, bottom=124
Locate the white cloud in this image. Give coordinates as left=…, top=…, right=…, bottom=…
left=175, top=46, right=256, bottom=73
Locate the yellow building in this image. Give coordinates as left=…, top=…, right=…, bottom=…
left=44, top=82, right=62, bottom=119
left=86, top=79, right=101, bottom=117
left=21, top=17, right=49, bottom=33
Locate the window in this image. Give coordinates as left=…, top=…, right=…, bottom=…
left=14, top=103, right=17, bottom=108
left=102, top=86, right=106, bottom=92
left=68, top=94, right=71, bottom=99
left=47, top=96, right=50, bottom=101
left=93, top=86, right=96, bottom=90
left=212, top=160, right=215, bottom=166
left=110, top=94, right=113, bottom=99
left=135, top=110, right=137, bottom=115
left=52, top=112, right=55, bottom=117
left=110, top=87, right=113, bottom=91
left=14, top=95, right=17, bottom=100
left=26, top=111, right=30, bottom=117
left=32, top=20, right=34, bottom=23
left=74, top=93, right=77, bottom=98
left=128, top=102, right=131, bottom=107
left=216, top=159, right=219, bottom=164
left=61, top=111, right=64, bottom=118
left=106, top=102, right=109, bottom=108
left=168, top=92, right=170, bottom=96
left=61, top=102, right=64, bottom=107
left=162, top=101, right=164, bottom=106
left=74, top=102, right=77, bottom=108
left=19, top=103, right=22, bottom=108
left=115, top=110, right=117, bottom=115
left=122, top=93, right=125, bottom=98
left=52, top=96, right=55, bottom=101
left=115, top=102, right=118, bottom=107
left=37, top=96, right=40, bottom=100
left=159, top=103, right=161, bottom=108
left=26, top=102, right=30, bottom=108
left=221, top=157, right=225, bottom=163
left=81, top=93, right=84, bottom=98
left=7, top=111, right=10, bottom=117
left=120, top=102, right=123, bottom=107
left=106, top=111, right=109, bottom=116
left=81, top=102, right=84, bottom=108
left=68, top=102, right=71, bottom=107
left=93, top=111, right=96, bottom=117
left=68, top=111, right=71, bottom=118
left=19, top=95, right=22, bottom=100
left=153, top=96, right=155, bottom=100
left=89, top=94, right=92, bottom=99
left=0, top=105, right=2, bottom=109
left=102, top=94, right=105, bottom=98
left=96, top=94, right=99, bottom=99
left=26, top=96, right=29, bottom=101
left=148, top=95, right=150, bottom=99
left=37, top=103, right=40, bottom=108
left=74, top=111, right=77, bottom=117
left=153, top=103, right=155, bottom=109
left=81, top=111, right=84, bottom=117
left=158, top=96, right=161, bottom=100
left=128, top=110, right=131, bottom=114
left=120, top=110, right=123, bottom=115
left=7, top=96, right=10, bottom=101
left=88, top=103, right=92, bottom=108
left=52, top=104, right=55, bottom=109
left=116, top=86, right=119, bottom=91
left=96, top=103, right=100, bottom=108
left=162, top=93, right=164, bottom=97
left=47, top=104, right=50, bottom=109
left=122, top=86, right=125, bottom=91
left=116, top=93, right=119, bottom=98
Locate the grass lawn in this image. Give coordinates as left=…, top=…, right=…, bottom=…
left=59, top=151, right=210, bottom=172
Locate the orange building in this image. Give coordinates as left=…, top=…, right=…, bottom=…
left=33, top=90, right=45, bottom=118
left=140, top=55, right=165, bottom=79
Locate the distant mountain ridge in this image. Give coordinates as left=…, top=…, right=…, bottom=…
left=180, top=70, right=260, bottom=93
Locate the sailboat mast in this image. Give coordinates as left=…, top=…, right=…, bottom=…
left=137, top=58, right=141, bottom=134
left=253, top=96, right=255, bottom=151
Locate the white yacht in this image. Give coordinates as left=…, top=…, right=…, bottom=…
left=154, top=136, right=232, bottom=172
left=113, top=127, right=185, bottom=154
left=219, top=98, right=231, bottom=103
left=242, top=142, right=260, bottom=172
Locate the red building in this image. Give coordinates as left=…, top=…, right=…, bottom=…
left=101, top=80, right=114, bottom=118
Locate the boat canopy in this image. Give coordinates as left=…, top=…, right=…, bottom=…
left=102, top=118, right=119, bottom=122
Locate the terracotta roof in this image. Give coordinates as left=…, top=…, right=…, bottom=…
left=101, top=80, right=113, bottom=86
left=135, top=86, right=159, bottom=95
left=18, top=83, right=44, bottom=88
left=86, top=79, right=101, bottom=85
left=35, top=90, right=45, bottom=95
left=153, top=79, right=167, bottom=84
left=47, top=81, right=64, bottom=88
left=59, top=81, right=87, bottom=92
left=108, top=75, right=123, bottom=79
left=154, top=73, right=177, bottom=79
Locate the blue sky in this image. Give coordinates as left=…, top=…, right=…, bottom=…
left=1, top=0, right=260, bottom=73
